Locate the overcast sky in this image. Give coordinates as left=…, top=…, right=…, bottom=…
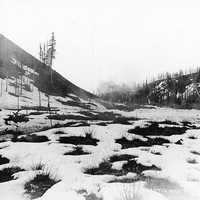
left=1, top=0, right=200, bottom=92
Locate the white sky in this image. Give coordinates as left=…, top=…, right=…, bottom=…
left=1, top=0, right=200, bottom=92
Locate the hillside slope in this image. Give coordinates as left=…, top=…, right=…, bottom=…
left=134, top=70, right=200, bottom=108
left=0, top=34, right=95, bottom=105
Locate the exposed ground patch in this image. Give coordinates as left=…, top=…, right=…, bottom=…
left=128, top=122, right=187, bottom=136
left=4, top=112, right=29, bottom=125
left=191, top=150, right=200, bottom=156
left=64, top=146, right=90, bottom=156
left=24, top=173, right=60, bottom=199
left=115, top=137, right=170, bottom=149
left=13, top=134, right=49, bottom=143
left=0, top=167, right=24, bottom=183
left=109, top=154, right=137, bottom=162
left=159, top=120, right=179, bottom=126
left=85, top=159, right=160, bottom=176
left=187, top=158, right=198, bottom=164
left=0, top=155, right=10, bottom=165
left=59, top=134, right=99, bottom=146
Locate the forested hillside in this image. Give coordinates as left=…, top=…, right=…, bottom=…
left=99, top=69, right=200, bottom=109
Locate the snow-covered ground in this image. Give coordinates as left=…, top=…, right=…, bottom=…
left=0, top=100, right=200, bottom=200
left=1, top=76, right=200, bottom=200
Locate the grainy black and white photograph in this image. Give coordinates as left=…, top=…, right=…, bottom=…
left=1, top=0, right=200, bottom=199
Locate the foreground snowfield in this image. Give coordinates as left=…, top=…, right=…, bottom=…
left=1, top=90, right=200, bottom=200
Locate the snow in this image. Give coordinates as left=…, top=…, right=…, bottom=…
left=1, top=87, right=200, bottom=200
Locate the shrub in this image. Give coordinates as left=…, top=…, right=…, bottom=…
left=24, top=171, right=60, bottom=199
left=0, top=167, right=24, bottom=183
left=0, top=155, right=10, bottom=165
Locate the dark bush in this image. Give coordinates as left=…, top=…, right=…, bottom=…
left=24, top=173, right=60, bottom=199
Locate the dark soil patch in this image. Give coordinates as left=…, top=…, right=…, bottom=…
left=0, top=129, right=24, bottom=141
left=188, top=135, right=197, bottom=139
left=13, top=134, right=49, bottom=143
left=187, top=158, right=198, bottom=164
left=56, top=99, right=91, bottom=109
left=0, top=167, right=24, bottom=183
left=59, top=134, right=99, bottom=146
left=64, top=146, right=90, bottom=156
left=175, top=139, right=183, bottom=145
left=47, top=114, right=90, bottom=121
left=4, top=112, right=29, bottom=125
left=151, top=151, right=162, bottom=155
left=115, top=136, right=170, bottom=149
left=191, top=150, right=200, bottom=156
left=21, top=106, right=59, bottom=112
left=181, top=121, right=197, bottom=128
left=24, top=174, right=60, bottom=199
left=65, top=95, right=81, bottom=102
left=112, top=117, right=132, bottom=125
left=8, top=92, right=19, bottom=97
left=48, top=111, right=132, bottom=124
left=79, top=111, right=122, bottom=121
left=0, top=155, right=9, bottom=165
left=29, top=111, right=47, bottom=115
left=95, top=122, right=108, bottom=126
left=109, top=154, right=137, bottom=162
left=0, top=138, right=6, bottom=143
left=122, top=159, right=160, bottom=174
left=84, top=161, right=123, bottom=176
left=54, top=131, right=67, bottom=135
left=159, top=120, right=179, bottom=126
left=85, top=159, right=160, bottom=176
left=53, top=121, right=90, bottom=129
left=71, top=121, right=90, bottom=127
left=128, top=122, right=187, bottom=136
left=108, top=176, right=141, bottom=183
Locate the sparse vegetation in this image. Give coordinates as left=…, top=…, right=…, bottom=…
left=188, top=135, right=197, bottom=139
left=191, top=150, right=200, bottom=156
left=24, top=171, right=60, bottom=199
left=59, top=131, right=99, bottom=146
left=47, top=114, right=90, bottom=121
left=4, top=112, right=29, bottom=125
left=0, top=155, right=10, bottom=165
left=128, top=122, right=187, bottom=136
left=85, top=158, right=160, bottom=176
left=0, top=167, right=24, bottom=183
left=187, top=158, right=198, bottom=164
left=109, top=154, right=137, bottom=162
left=13, top=134, right=49, bottom=143
left=30, top=161, right=45, bottom=171
left=64, top=146, right=90, bottom=156
left=116, top=136, right=170, bottom=149
left=84, top=160, right=122, bottom=176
